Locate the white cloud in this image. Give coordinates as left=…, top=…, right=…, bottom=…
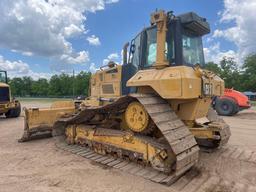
left=204, top=42, right=238, bottom=64
left=89, top=63, right=98, bottom=73
left=212, top=29, right=225, bottom=38
left=102, top=52, right=119, bottom=65
left=22, top=51, right=34, bottom=56
left=25, top=71, right=52, bottom=80
left=0, top=55, right=52, bottom=79
left=0, top=55, right=30, bottom=74
left=108, top=53, right=119, bottom=60
left=106, top=0, right=119, bottom=3
left=0, top=0, right=119, bottom=72
left=212, top=0, right=256, bottom=61
left=87, top=35, right=101, bottom=46
left=60, top=51, right=90, bottom=64
left=64, top=24, right=84, bottom=38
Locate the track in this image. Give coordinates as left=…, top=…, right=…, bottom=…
left=56, top=138, right=182, bottom=185
left=55, top=138, right=256, bottom=191
left=53, top=94, right=199, bottom=185
left=135, top=94, right=199, bottom=177
left=207, top=107, right=231, bottom=147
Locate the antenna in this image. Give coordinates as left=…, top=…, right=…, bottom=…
left=72, top=69, right=75, bottom=99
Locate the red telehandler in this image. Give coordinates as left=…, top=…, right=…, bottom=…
left=213, top=89, right=251, bottom=116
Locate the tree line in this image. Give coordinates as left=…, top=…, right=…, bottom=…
left=205, top=54, right=256, bottom=92
left=9, top=71, right=91, bottom=97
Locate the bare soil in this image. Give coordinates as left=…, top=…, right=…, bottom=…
left=0, top=101, right=256, bottom=192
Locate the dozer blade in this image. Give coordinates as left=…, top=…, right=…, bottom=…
left=19, top=101, right=76, bottom=142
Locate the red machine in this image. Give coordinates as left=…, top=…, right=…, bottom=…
left=213, top=89, right=251, bottom=116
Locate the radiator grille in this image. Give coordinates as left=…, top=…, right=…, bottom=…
left=0, top=87, right=10, bottom=102
left=102, top=84, right=114, bottom=94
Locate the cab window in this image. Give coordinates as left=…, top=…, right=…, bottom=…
left=144, top=26, right=174, bottom=68
left=182, top=32, right=205, bottom=66
left=130, top=34, right=141, bottom=69
left=145, top=27, right=157, bottom=68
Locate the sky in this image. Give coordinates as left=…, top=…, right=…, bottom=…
left=0, top=0, right=255, bottom=79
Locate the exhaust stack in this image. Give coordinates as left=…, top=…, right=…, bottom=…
left=123, top=42, right=129, bottom=65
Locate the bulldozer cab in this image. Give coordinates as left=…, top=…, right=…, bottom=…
left=122, top=11, right=210, bottom=95
left=0, top=70, right=7, bottom=84
left=129, top=11, right=209, bottom=68
left=0, top=70, right=10, bottom=103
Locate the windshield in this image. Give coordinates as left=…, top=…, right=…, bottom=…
left=0, top=71, right=7, bottom=83
left=182, top=33, right=205, bottom=66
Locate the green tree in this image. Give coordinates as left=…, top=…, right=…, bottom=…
left=75, top=71, right=91, bottom=97
left=241, top=54, right=256, bottom=92
left=48, top=75, right=62, bottom=96
left=205, top=57, right=243, bottom=90
left=22, top=76, right=33, bottom=96
left=9, top=77, right=27, bottom=96
left=31, top=78, right=49, bottom=96
left=59, top=73, right=73, bottom=96
left=205, top=62, right=222, bottom=76
left=219, top=57, right=241, bottom=89
left=9, top=72, right=92, bottom=97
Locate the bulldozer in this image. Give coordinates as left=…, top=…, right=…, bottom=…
left=0, top=70, right=21, bottom=118
left=19, top=10, right=231, bottom=184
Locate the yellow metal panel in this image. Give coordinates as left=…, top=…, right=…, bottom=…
left=25, top=103, right=75, bottom=130
left=127, top=66, right=224, bottom=99
left=180, top=67, right=201, bottom=98
left=127, top=68, right=182, bottom=97
left=0, top=82, right=9, bottom=88
left=90, top=65, right=122, bottom=99
left=51, top=101, right=75, bottom=109
left=127, top=66, right=201, bottom=99
left=0, top=100, right=16, bottom=113
left=73, top=125, right=170, bottom=165
left=170, top=98, right=212, bottom=121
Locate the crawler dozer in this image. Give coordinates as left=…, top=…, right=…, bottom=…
left=19, top=10, right=231, bottom=184
left=0, top=70, right=21, bottom=118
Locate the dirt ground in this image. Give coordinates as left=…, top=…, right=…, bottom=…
left=0, top=102, right=256, bottom=192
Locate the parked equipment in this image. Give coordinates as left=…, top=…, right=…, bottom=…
left=213, top=88, right=251, bottom=116
left=19, top=10, right=231, bottom=184
left=0, top=70, right=21, bottom=118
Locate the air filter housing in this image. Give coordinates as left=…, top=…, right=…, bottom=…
left=178, top=12, right=210, bottom=36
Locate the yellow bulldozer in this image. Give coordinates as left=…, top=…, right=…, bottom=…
left=19, top=10, right=231, bottom=184
left=0, top=70, right=21, bottom=118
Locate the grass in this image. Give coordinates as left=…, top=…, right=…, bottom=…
left=251, top=101, right=256, bottom=106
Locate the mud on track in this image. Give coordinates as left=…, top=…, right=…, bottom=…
left=0, top=101, right=256, bottom=192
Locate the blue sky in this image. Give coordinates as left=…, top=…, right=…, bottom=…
left=0, top=0, right=255, bottom=79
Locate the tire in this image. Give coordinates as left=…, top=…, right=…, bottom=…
left=215, top=98, right=238, bottom=116
left=232, top=104, right=240, bottom=115
left=5, top=102, right=21, bottom=118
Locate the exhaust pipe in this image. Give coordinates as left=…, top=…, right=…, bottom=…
left=123, top=42, right=129, bottom=65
